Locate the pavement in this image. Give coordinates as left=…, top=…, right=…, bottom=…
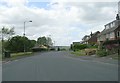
left=2, top=51, right=118, bottom=81
left=68, top=52, right=118, bottom=65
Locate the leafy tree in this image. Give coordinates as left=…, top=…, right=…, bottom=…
left=4, top=36, right=36, bottom=52
left=70, top=44, right=73, bottom=50
left=0, top=27, right=15, bottom=54
left=29, top=40, right=36, bottom=48
left=0, top=27, right=15, bottom=40
left=47, top=37, right=53, bottom=47
left=37, top=36, right=47, bottom=46
left=37, top=36, right=53, bottom=47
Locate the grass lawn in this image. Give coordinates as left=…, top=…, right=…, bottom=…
left=2, top=52, right=33, bottom=61
left=71, top=50, right=86, bottom=56
left=12, top=52, right=33, bottom=57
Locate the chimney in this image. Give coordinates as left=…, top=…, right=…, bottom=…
left=90, top=32, right=93, bottom=37
left=116, top=14, right=120, bottom=20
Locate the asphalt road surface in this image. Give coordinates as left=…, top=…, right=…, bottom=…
left=2, top=51, right=118, bottom=81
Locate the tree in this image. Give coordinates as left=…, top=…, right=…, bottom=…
left=0, top=27, right=15, bottom=55
left=47, top=37, right=53, bottom=47
left=37, top=36, right=53, bottom=47
left=29, top=40, right=36, bottom=48
left=4, top=36, right=36, bottom=52
left=37, top=36, right=47, bottom=46
left=0, top=27, right=15, bottom=40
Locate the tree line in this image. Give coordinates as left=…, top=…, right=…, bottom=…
left=0, top=27, right=53, bottom=53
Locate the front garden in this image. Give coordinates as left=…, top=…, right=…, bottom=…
left=70, top=42, right=119, bottom=60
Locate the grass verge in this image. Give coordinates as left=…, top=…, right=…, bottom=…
left=3, top=52, right=33, bottom=61
left=71, top=50, right=86, bottom=56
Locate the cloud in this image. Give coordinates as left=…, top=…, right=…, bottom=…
left=1, top=0, right=28, bottom=7
left=0, top=1, right=118, bottom=46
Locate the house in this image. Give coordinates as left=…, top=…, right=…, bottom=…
left=97, top=14, right=120, bottom=52
left=81, top=35, right=90, bottom=44
left=81, top=31, right=100, bottom=45
left=88, top=31, right=100, bottom=44
left=97, top=14, right=120, bottom=44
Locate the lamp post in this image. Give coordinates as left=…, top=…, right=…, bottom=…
left=23, top=20, right=32, bottom=53
left=1, top=27, right=4, bottom=57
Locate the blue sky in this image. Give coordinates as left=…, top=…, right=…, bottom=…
left=0, top=0, right=118, bottom=46
left=27, top=2, right=50, bottom=9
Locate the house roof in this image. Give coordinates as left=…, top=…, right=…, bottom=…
left=73, top=42, right=80, bottom=44
left=82, top=35, right=90, bottom=40
left=92, top=31, right=100, bottom=36
left=88, top=31, right=100, bottom=40
left=81, top=31, right=100, bottom=43
left=98, top=20, right=120, bottom=36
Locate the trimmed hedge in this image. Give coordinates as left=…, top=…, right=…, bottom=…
left=73, top=44, right=87, bottom=51
left=32, top=48, right=48, bottom=52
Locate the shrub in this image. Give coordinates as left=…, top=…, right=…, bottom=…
left=97, top=50, right=108, bottom=57
left=50, top=48, right=56, bottom=51
left=60, top=48, right=66, bottom=51
left=73, top=44, right=87, bottom=51
left=85, top=48, right=97, bottom=55
left=87, top=44, right=98, bottom=48
left=32, top=48, right=48, bottom=52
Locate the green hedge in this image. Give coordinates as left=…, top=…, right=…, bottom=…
left=73, top=44, right=87, bottom=51
left=32, top=48, right=48, bottom=52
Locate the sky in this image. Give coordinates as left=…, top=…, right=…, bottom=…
left=0, top=0, right=119, bottom=46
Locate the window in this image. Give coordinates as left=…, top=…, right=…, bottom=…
left=105, top=25, right=109, bottom=29
left=110, top=23, right=113, bottom=28
left=110, top=22, right=115, bottom=28
left=110, top=32, right=115, bottom=38
left=112, top=22, right=115, bottom=27
left=106, top=33, right=110, bottom=39
left=118, top=31, right=120, bottom=37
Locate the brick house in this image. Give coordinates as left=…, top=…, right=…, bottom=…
left=81, top=31, right=100, bottom=45
left=88, top=31, right=100, bottom=44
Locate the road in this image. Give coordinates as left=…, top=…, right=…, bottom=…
left=2, top=51, right=118, bottom=81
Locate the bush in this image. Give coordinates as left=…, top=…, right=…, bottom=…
left=73, top=44, right=87, bottom=51
left=50, top=48, right=56, bottom=51
left=97, top=50, right=108, bottom=57
left=60, top=48, right=66, bottom=51
left=85, top=48, right=97, bottom=55
left=32, top=48, right=48, bottom=52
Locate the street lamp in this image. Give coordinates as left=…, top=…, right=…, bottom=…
left=1, top=27, right=4, bottom=57
left=23, top=20, right=32, bottom=37
left=23, top=20, right=32, bottom=53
